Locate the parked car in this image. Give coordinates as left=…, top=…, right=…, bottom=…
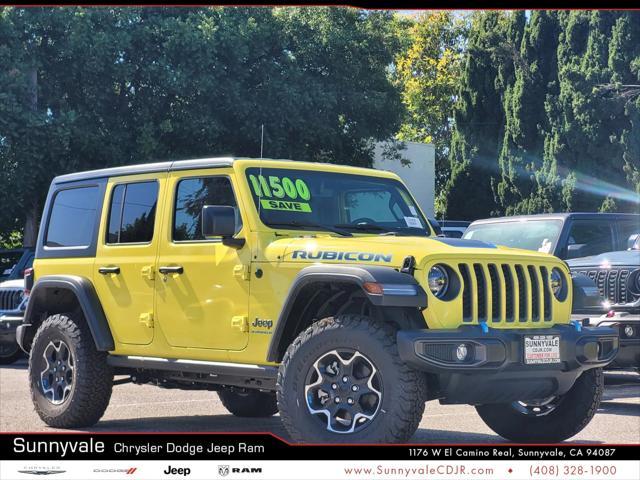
left=0, top=278, right=29, bottom=364
left=439, top=220, right=470, bottom=238
left=0, top=248, right=33, bottom=364
left=463, top=213, right=639, bottom=260
left=0, top=248, right=34, bottom=281
left=569, top=234, right=639, bottom=370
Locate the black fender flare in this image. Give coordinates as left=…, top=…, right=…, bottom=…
left=266, top=264, right=427, bottom=362
left=571, top=273, right=606, bottom=314
left=20, top=275, right=114, bottom=352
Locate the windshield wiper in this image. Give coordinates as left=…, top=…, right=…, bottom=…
left=334, top=222, right=390, bottom=232
left=334, top=223, right=425, bottom=236
left=268, top=221, right=352, bottom=237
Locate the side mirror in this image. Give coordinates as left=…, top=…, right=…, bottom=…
left=201, top=205, right=244, bottom=248
left=566, top=243, right=587, bottom=259
left=628, top=233, right=639, bottom=250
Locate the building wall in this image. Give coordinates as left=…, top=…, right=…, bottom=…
left=373, top=141, right=435, bottom=218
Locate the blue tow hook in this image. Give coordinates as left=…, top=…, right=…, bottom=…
left=570, top=320, right=582, bottom=332
left=479, top=321, right=489, bottom=334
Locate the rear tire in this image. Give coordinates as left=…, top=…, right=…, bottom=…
left=476, top=368, right=604, bottom=443
left=218, top=389, right=278, bottom=417
left=29, top=312, right=113, bottom=428
left=277, top=314, right=427, bottom=443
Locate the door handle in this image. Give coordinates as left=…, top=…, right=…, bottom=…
left=158, top=265, right=184, bottom=275
left=98, top=266, right=120, bottom=275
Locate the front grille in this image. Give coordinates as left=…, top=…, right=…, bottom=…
left=573, top=267, right=639, bottom=305
left=458, top=263, right=553, bottom=324
left=0, top=287, right=23, bottom=311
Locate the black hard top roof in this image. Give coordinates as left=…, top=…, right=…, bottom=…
left=53, top=157, right=237, bottom=184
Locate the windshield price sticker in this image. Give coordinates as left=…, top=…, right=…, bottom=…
left=404, top=216, right=422, bottom=228
left=524, top=335, right=561, bottom=364
left=249, top=174, right=312, bottom=212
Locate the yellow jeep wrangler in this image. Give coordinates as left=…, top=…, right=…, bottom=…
left=17, top=158, right=618, bottom=443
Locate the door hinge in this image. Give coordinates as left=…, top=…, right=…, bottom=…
left=139, top=312, right=154, bottom=328
left=141, top=265, right=155, bottom=281
left=233, top=264, right=250, bottom=281
left=231, top=316, right=249, bottom=332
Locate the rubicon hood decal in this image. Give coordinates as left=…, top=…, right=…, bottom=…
left=292, top=250, right=393, bottom=263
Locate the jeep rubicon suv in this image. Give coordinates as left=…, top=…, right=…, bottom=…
left=17, top=158, right=618, bottom=443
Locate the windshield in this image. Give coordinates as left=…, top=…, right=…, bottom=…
left=463, top=219, right=563, bottom=253
left=245, top=167, right=430, bottom=236
left=0, top=251, right=24, bottom=280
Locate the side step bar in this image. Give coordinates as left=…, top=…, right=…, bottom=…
left=107, top=355, right=278, bottom=390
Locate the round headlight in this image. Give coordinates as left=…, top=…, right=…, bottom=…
left=428, top=265, right=449, bottom=298
left=550, top=268, right=564, bottom=299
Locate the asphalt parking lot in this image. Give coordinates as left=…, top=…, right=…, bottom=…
left=1, top=359, right=638, bottom=443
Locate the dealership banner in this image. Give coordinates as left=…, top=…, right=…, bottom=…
left=1, top=434, right=638, bottom=479
left=1, top=459, right=639, bottom=480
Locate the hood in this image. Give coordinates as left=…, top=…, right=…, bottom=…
left=263, top=234, right=559, bottom=269
left=0, top=278, right=24, bottom=289
left=567, top=250, right=640, bottom=268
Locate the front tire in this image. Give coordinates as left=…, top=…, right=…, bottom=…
left=218, top=389, right=278, bottom=417
left=476, top=368, right=604, bottom=443
left=29, top=312, right=113, bottom=428
left=277, top=315, right=427, bottom=443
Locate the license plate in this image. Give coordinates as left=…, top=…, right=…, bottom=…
left=524, top=335, right=561, bottom=365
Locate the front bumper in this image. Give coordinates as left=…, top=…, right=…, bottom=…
left=398, top=323, right=619, bottom=404
left=0, top=314, right=23, bottom=349
left=572, top=313, right=640, bottom=369
left=0, top=314, right=23, bottom=335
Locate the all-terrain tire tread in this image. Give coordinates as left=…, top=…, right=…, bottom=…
left=476, top=368, right=604, bottom=443
left=277, top=314, right=426, bottom=443
left=29, top=312, right=113, bottom=428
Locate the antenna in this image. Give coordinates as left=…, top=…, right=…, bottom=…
left=260, top=124, right=264, bottom=159
left=258, top=124, right=264, bottom=218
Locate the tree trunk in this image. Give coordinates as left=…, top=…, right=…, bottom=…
left=23, top=65, right=39, bottom=248
left=22, top=203, right=39, bottom=248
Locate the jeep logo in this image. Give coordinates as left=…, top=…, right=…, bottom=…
left=163, top=466, right=190, bottom=476
left=251, top=318, right=273, bottom=329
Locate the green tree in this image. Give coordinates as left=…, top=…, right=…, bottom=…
left=392, top=12, right=467, bottom=193
left=441, top=12, right=516, bottom=219
left=0, top=7, right=403, bottom=246
left=444, top=10, right=639, bottom=219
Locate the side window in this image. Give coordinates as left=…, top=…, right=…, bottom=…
left=173, top=176, right=240, bottom=241
left=46, top=186, right=99, bottom=248
left=567, top=221, right=614, bottom=256
left=617, top=220, right=640, bottom=250
left=106, top=181, right=158, bottom=244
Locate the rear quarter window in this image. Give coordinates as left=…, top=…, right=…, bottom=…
left=45, top=186, right=100, bottom=248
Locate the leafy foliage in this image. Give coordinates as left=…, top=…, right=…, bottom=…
left=392, top=12, right=467, bottom=194
left=444, top=11, right=640, bottom=219
left=0, top=7, right=403, bottom=245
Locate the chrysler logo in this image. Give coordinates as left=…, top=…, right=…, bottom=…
left=18, top=470, right=65, bottom=476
